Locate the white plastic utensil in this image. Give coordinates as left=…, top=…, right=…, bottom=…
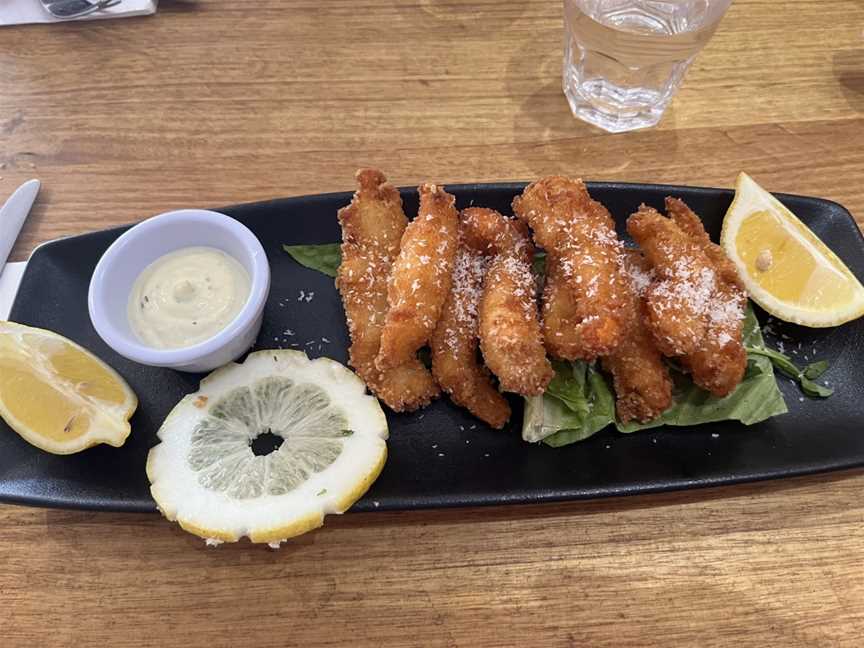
left=0, top=180, right=39, bottom=320
left=0, top=179, right=39, bottom=272
left=0, top=262, right=27, bottom=320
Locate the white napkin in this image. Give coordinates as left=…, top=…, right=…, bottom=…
left=0, top=262, right=27, bottom=320
left=0, top=0, right=157, bottom=26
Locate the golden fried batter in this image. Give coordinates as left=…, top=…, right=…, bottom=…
left=682, top=281, right=748, bottom=397
left=627, top=199, right=747, bottom=397
left=601, top=250, right=673, bottom=423
left=665, top=197, right=744, bottom=290
left=336, top=169, right=439, bottom=412
left=461, top=207, right=553, bottom=397
left=664, top=198, right=747, bottom=397
left=627, top=204, right=717, bottom=357
left=512, top=176, right=626, bottom=360
left=376, top=183, right=459, bottom=372
left=541, top=253, right=587, bottom=360
left=430, top=237, right=511, bottom=429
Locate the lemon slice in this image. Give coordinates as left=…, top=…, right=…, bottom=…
left=721, top=173, right=864, bottom=327
left=146, top=350, right=388, bottom=546
left=0, top=321, right=137, bottom=454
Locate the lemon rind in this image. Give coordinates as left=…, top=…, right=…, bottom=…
left=0, top=322, right=137, bottom=454
left=721, top=172, right=864, bottom=327
left=147, top=350, right=389, bottom=546
left=332, top=444, right=387, bottom=513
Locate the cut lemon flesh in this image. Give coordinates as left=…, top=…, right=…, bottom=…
left=0, top=321, right=137, bottom=454
left=721, top=173, right=864, bottom=327
left=146, top=350, right=388, bottom=546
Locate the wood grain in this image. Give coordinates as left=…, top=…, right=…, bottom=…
left=2, top=1, right=864, bottom=645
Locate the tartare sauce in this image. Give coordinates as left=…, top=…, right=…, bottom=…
left=128, top=246, right=251, bottom=349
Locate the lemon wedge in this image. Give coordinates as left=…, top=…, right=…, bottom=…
left=720, top=173, right=864, bottom=327
left=0, top=321, right=137, bottom=454
left=146, top=350, right=388, bottom=546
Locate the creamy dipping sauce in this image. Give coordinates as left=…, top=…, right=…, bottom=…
left=128, top=246, right=251, bottom=349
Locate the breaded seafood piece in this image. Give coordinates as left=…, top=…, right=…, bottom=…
left=627, top=204, right=718, bottom=357
left=682, top=280, right=748, bottom=397
left=541, top=253, right=586, bottom=360
left=513, top=176, right=626, bottom=360
left=336, top=168, right=439, bottom=412
left=627, top=199, right=747, bottom=397
left=601, top=249, right=673, bottom=423
left=665, top=197, right=744, bottom=290
left=430, top=238, right=511, bottom=429
left=377, top=183, right=459, bottom=372
left=664, top=198, right=747, bottom=397
left=461, top=207, right=553, bottom=397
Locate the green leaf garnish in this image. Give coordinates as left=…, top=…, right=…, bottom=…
left=282, top=243, right=341, bottom=277
left=744, top=347, right=833, bottom=398
left=803, top=360, right=829, bottom=380
left=524, top=304, right=791, bottom=446
left=800, top=376, right=833, bottom=398
left=745, top=347, right=798, bottom=379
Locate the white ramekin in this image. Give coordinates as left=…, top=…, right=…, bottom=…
left=88, top=209, right=270, bottom=373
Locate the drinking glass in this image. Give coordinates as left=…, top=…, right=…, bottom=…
left=563, top=0, right=734, bottom=132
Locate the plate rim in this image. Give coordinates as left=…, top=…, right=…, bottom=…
left=5, top=181, right=864, bottom=514
left=22, top=181, right=864, bottom=267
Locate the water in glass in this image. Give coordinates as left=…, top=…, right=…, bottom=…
left=563, top=0, right=733, bottom=133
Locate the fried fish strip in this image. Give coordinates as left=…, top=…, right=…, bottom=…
left=665, top=197, right=744, bottom=290
left=682, top=280, right=748, bottom=397
left=462, top=207, right=554, bottom=397
left=376, top=183, right=459, bottom=372
left=627, top=200, right=747, bottom=397
left=512, top=176, right=626, bottom=360
left=626, top=204, right=718, bottom=357
left=430, top=238, right=511, bottom=429
left=541, top=253, right=586, bottom=360
left=336, top=168, right=439, bottom=412
left=601, top=250, right=673, bottom=423
left=664, top=198, right=747, bottom=397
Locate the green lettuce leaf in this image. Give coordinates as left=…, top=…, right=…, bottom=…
left=282, top=243, right=341, bottom=277
left=615, top=361, right=788, bottom=432
left=523, top=304, right=788, bottom=445
left=741, top=302, right=764, bottom=348
left=617, top=305, right=788, bottom=432
left=523, top=361, right=615, bottom=446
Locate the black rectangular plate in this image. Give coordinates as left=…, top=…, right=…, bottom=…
left=2, top=182, right=863, bottom=513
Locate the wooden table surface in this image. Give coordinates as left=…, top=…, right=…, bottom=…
left=2, top=0, right=863, bottom=645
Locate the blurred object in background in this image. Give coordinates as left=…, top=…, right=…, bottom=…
left=563, top=0, right=733, bottom=133
left=42, top=0, right=124, bottom=20
left=0, top=0, right=156, bottom=26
